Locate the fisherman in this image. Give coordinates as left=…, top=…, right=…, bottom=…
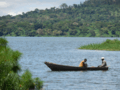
left=79, top=58, right=87, bottom=67
left=98, top=57, right=107, bottom=67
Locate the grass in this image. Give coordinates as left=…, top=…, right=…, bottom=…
left=79, top=39, right=120, bottom=51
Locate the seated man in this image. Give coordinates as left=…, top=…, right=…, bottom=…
left=79, top=58, right=87, bottom=67
left=98, top=57, right=107, bottom=67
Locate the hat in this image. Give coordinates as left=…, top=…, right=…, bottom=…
left=101, top=57, right=104, bottom=59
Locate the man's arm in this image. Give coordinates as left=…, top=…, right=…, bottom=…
left=83, top=62, right=87, bottom=67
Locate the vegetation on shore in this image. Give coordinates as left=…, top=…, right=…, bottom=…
left=79, top=39, right=120, bottom=51
left=0, top=38, right=43, bottom=90
left=0, top=0, right=120, bottom=37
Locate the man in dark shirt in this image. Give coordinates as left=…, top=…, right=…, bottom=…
left=98, top=57, right=107, bottom=67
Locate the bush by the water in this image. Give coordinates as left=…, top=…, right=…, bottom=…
left=0, top=38, right=43, bottom=90
left=79, top=39, right=120, bottom=51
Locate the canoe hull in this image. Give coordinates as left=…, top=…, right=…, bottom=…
left=44, top=62, right=108, bottom=71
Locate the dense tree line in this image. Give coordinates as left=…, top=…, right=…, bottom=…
left=0, top=0, right=120, bottom=37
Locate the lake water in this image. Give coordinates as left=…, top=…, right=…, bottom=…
left=6, top=37, right=120, bottom=90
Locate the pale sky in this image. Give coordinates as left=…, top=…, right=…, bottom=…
left=0, top=0, right=86, bottom=16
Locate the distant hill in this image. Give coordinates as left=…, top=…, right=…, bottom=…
left=0, top=0, right=120, bottom=37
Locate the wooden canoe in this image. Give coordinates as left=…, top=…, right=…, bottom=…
left=44, top=62, right=108, bottom=71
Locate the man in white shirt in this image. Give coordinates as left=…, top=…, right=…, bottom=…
left=98, top=57, right=107, bottom=67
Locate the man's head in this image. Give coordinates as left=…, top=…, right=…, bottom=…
left=101, top=57, right=104, bottom=61
left=84, top=58, right=87, bottom=62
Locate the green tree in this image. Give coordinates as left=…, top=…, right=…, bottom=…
left=0, top=38, right=43, bottom=90
left=69, top=28, right=77, bottom=35
left=36, top=28, right=44, bottom=35
left=60, top=3, right=68, bottom=9
left=89, top=30, right=96, bottom=36
left=34, top=23, right=43, bottom=30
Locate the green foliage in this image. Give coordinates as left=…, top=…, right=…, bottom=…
left=0, top=38, right=8, bottom=46
left=0, top=38, right=43, bottom=90
left=0, top=0, right=120, bottom=37
left=79, top=39, right=120, bottom=51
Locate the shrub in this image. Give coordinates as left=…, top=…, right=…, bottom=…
left=0, top=37, right=43, bottom=90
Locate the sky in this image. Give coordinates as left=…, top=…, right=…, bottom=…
left=0, top=0, right=86, bottom=17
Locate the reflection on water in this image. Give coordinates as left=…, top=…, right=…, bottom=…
left=7, top=37, right=120, bottom=90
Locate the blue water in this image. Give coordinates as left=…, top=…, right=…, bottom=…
left=6, top=37, right=120, bottom=90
